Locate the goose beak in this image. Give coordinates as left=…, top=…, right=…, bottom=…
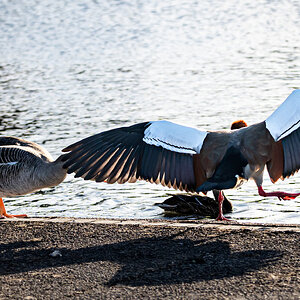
left=234, top=175, right=247, bottom=189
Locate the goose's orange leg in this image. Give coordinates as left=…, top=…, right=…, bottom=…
left=258, top=186, right=300, bottom=201
left=0, top=198, right=27, bottom=218
left=216, top=191, right=230, bottom=221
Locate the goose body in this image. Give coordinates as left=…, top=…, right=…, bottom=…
left=0, top=137, right=67, bottom=218
left=62, top=90, right=300, bottom=220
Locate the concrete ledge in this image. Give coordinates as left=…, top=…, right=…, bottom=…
left=1, top=217, right=300, bottom=299
left=2, top=216, right=300, bottom=232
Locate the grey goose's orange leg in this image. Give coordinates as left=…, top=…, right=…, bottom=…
left=0, top=198, right=27, bottom=218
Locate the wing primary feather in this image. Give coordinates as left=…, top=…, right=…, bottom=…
left=62, top=121, right=197, bottom=192
left=69, top=151, right=107, bottom=178
left=93, top=147, right=126, bottom=182
left=62, top=124, right=145, bottom=156
left=66, top=142, right=113, bottom=175
left=289, top=135, right=297, bottom=176
left=83, top=146, right=124, bottom=180
left=74, top=147, right=117, bottom=179
left=117, top=146, right=142, bottom=183
left=174, top=153, right=183, bottom=189
left=282, top=127, right=300, bottom=177
left=162, top=150, right=172, bottom=186
left=167, top=152, right=177, bottom=187
left=104, top=147, right=132, bottom=183
left=63, top=129, right=135, bottom=167
left=65, top=129, right=136, bottom=174
left=283, top=142, right=293, bottom=177
left=63, top=140, right=114, bottom=170
left=291, top=130, right=300, bottom=173
left=158, top=149, right=167, bottom=186
left=139, top=145, right=155, bottom=181
left=185, top=154, right=195, bottom=187
left=62, top=132, right=104, bottom=152
left=62, top=127, right=135, bottom=153
left=179, top=154, right=194, bottom=192
left=151, top=146, right=163, bottom=183
left=127, top=144, right=144, bottom=182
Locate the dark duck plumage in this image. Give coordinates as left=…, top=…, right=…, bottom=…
left=0, top=137, right=66, bottom=218
left=155, top=191, right=233, bottom=218
left=61, top=90, right=300, bottom=221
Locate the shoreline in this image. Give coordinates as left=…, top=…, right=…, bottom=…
left=3, top=216, right=300, bottom=231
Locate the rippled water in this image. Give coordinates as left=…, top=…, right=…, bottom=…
left=1, top=0, right=300, bottom=223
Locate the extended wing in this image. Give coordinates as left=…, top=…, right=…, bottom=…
left=62, top=121, right=208, bottom=192
left=265, top=90, right=300, bottom=181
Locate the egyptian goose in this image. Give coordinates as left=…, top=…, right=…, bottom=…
left=0, top=137, right=66, bottom=218
left=62, top=90, right=300, bottom=221
left=156, top=120, right=247, bottom=218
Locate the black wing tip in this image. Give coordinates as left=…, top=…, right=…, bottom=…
left=62, top=143, right=82, bottom=153
left=62, top=122, right=150, bottom=153
left=62, top=147, right=71, bottom=153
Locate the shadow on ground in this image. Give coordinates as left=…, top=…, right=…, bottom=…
left=0, top=234, right=282, bottom=286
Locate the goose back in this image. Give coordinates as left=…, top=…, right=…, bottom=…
left=0, top=136, right=66, bottom=197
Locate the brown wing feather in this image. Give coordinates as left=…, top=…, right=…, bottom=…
left=239, top=122, right=273, bottom=166
left=192, top=132, right=231, bottom=187
left=238, top=122, right=284, bottom=183
left=266, top=140, right=284, bottom=183
left=62, top=122, right=197, bottom=192
left=193, top=154, right=207, bottom=187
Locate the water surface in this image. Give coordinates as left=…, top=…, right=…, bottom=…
left=0, top=0, right=300, bottom=223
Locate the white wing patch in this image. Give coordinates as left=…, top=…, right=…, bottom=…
left=266, top=89, right=300, bottom=141
left=0, top=161, right=18, bottom=166
left=143, top=120, right=207, bottom=154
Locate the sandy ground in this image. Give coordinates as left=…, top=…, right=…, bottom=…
left=0, top=218, right=299, bottom=300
